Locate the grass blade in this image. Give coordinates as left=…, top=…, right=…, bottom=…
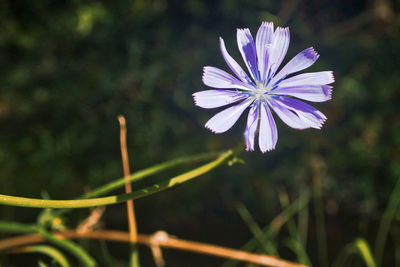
left=374, top=177, right=400, bottom=266
left=236, top=202, right=278, bottom=256
left=222, top=192, right=310, bottom=267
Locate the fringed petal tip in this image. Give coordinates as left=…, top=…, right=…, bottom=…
left=201, top=66, right=217, bottom=83
left=323, top=71, right=335, bottom=84
left=192, top=93, right=204, bottom=108
left=304, top=47, right=320, bottom=61
left=260, top=146, right=276, bottom=153
left=258, top=140, right=277, bottom=153
left=245, top=145, right=255, bottom=152
left=205, top=123, right=221, bottom=134
left=330, top=71, right=335, bottom=83
left=312, top=119, right=327, bottom=130
left=260, top=21, right=274, bottom=28
left=310, top=111, right=327, bottom=130
left=202, top=66, right=213, bottom=76
left=245, top=144, right=276, bottom=153
left=236, top=27, right=250, bottom=33
left=323, top=85, right=333, bottom=100
left=275, top=26, right=290, bottom=34
left=201, top=67, right=210, bottom=85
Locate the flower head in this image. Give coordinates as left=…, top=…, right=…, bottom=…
left=193, top=22, right=334, bottom=153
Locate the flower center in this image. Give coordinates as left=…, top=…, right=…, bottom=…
left=253, top=82, right=267, bottom=100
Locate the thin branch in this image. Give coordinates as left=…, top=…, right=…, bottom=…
left=84, top=151, right=222, bottom=198
left=118, top=115, right=138, bottom=242
left=118, top=115, right=140, bottom=266
left=0, top=230, right=307, bottom=267
left=77, top=206, right=105, bottom=233
left=52, top=151, right=222, bottom=218
left=0, top=149, right=234, bottom=208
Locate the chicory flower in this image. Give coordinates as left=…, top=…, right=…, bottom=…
left=193, top=22, right=334, bottom=153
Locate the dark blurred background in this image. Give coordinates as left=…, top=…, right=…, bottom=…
left=0, top=0, right=399, bottom=266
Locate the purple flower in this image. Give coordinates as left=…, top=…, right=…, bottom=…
left=193, top=22, right=334, bottom=153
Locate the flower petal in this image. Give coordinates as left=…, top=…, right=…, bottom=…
left=193, top=90, right=248, bottom=109
left=244, top=103, right=259, bottom=151
left=219, top=37, right=252, bottom=84
left=256, top=22, right=274, bottom=82
left=271, top=47, right=319, bottom=85
left=274, top=96, right=327, bottom=129
left=268, top=97, right=310, bottom=129
left=272, top=85, right=332, bottom=102
left=259, top=102, right=278, bottom=153
left=237, top=28, right=259, bottom=81
left=202, top=66, right=252, bottom=90
left=278, top=71, right=334, bottom=87
left=268, top=27, right=290, bottom=78
left=205, top=98, right=253, bottom=133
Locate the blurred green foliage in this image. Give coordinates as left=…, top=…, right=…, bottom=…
left=0, top=0, right=399, bottom=266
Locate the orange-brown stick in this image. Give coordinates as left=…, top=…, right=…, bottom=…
left=0, top=230, right=307, bottom=267
left=118, top=115, right=138, bottom=243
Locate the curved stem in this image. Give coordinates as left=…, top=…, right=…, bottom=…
left=0, top=228, right=307, bottom=267
left=38, top=228, right=97, bottom=267
left=8, top=245, right=71, bottom=267
left=0, top=150, right=233, bottom=209
left=86, top=151, right=222, bottom=198
left=53, top=151, right=222, bottom=218
left=0, top=221, right=96, bottom=267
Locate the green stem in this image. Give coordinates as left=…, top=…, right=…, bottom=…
left=130, top=245, right=140, bottom=267
left=52, top=151, right=222, bottom=218
left=86, top=151, right=222, bottom=198
left=8, top=245, right=71, bottom=267
left=0, top=150, right=233, bottom=209
left=0, top=221, right=36, bottom=233
left=38, top=228, right=97, bottom=267
left=0, top=221, right=96, bottom=267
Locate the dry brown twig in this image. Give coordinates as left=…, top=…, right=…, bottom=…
left=77, top=206, right=106, bottom=233
left=118, top=115, right=138, bottom=244
left=0, top=230, right=308, bottom=267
